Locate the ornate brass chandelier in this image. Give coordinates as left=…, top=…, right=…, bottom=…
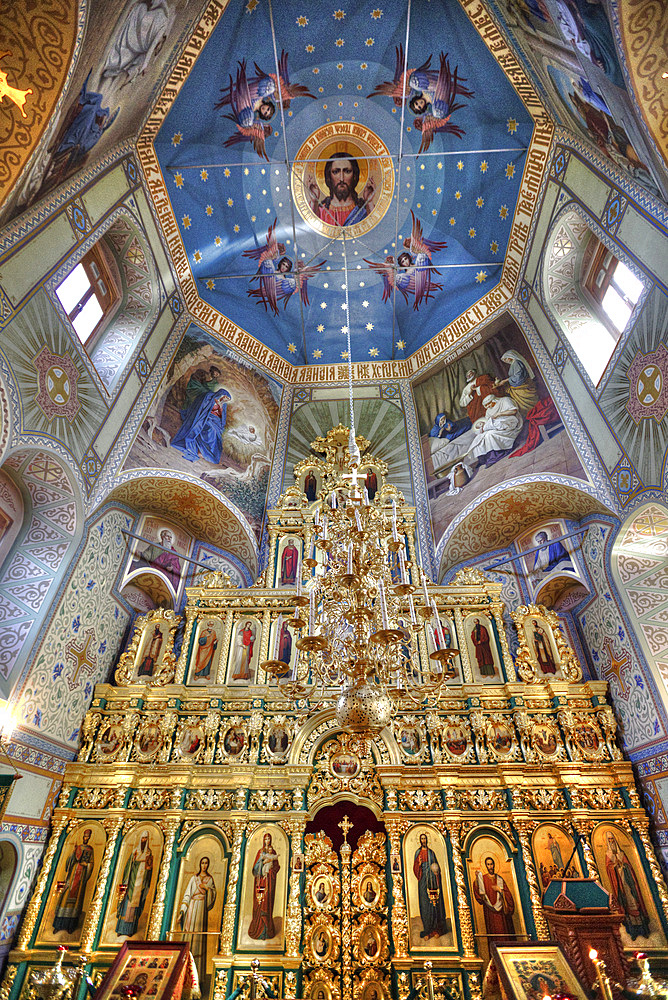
left=261, top=430, right=458, bottom=737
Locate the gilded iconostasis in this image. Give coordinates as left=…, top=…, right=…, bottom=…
left=0, top=0, right=667, bottom=995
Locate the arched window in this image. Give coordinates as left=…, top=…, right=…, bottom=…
left=55, top=242, right=121, bottom=346
left=543, top=209, right=646, bottom=388
left=50, top=213, right=159, bottom=392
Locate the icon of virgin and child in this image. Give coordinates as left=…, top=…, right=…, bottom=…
left=307, top=153, right=376, bottom=228
left=171, top=364, right=232, bottom=465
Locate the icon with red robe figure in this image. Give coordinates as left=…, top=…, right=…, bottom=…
left=472, top=856, right=516, bottom=944
left=365, top=467, right=378, bottom=501
left=470, top=617, right=496, bottom=677
left=304, top=469, right=318, bottom=502
left=231, top=621, right=256, bottom=681
left=280, top=538, right=299, bottom=586
left=248, top=832, right=280, bottom=940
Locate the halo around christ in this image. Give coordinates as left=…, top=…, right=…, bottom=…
left=291, top=123, right=394, bottom=239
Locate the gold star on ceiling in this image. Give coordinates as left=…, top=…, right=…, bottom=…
left=206, top=279, right=215, bottom=289
left=475, top=270, right=487, bottom=283
left=172, top=132, right=182, bottom=146
left=174, top=172, right=184, bottom=187
left=206, top=205, right=213, bottom=215
left=182, top=215, right=191, bottom=229
left=490, top=241, right=499, bottom=253
left=200, top=169, right=208, bottom=181
left=397, top=340, right=405, bottom=350
left=369, top=347, right=378, bottom=356
left=480, top=160, right=488, bottom=173
left=334, top=9, right=346, bottom=19
left=288, top=343, right=297, bottom=353
left=371, top=8, right=383, bottom=18
left=507, top=118, right=518, bottom=133
left=317, top=324, right=325, bottom=332
left=193, top=250, right=202, bottom=262
left=506, top=163, right=515, bottom=179
left=296, top=15, right=308, bottom=26
left=313, top=349, right=323, bottom=359
left=499, top=205, right=509, bottom=219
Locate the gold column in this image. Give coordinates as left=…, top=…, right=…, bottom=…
left=220, top=818, right=245, bottom=954
left=286, top=818, right=306, bottom=958
left=570, top=819, right=601, bottom=880
left=631, top=819, right=668, bottom=909
left=341, top=836, right=352, bottom=1000
left=79, top=815, right=124, bottom=953
left=491, top=603, right=516, bottom=682
left=147, top=817, right=181, bottom=939
left=454, top=607, right=473, bottom=683
left=0, top=965, right=18, bottom=1000
left=444, top=820, right=476, bottom=958
left=15, top=814, right=69, bottom=951
left=175, top=608, right=197, bottom=683
left=514, top=821, right=550, bottom=939
left=267, top=527, right=279, bottom=587
left=385, top=818, right=408, bottom=959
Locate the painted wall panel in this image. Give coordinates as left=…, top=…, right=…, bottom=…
left=0, top=216, right=75, bottom=305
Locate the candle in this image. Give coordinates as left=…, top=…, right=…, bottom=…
left=322, top=514, right=328, bottom=540
left=314, top=507, right=320, bottom=526
left=589, top=950, right=614, bottom=1000
left=309, top=588, right=316, bottom=634
left=296, top=568, right=302, bottom=597
left=347, top=541, right=353, bottom=575
left=421, top=570, right=430, bottom=606
left=398, top=547, right=407, bottom=584
left=272, top=614, right=283, bottom=659
left=391, top=500, right=399, bottom=541
left=355, top=509, right=362, bottom=533
left=331, top=491, right=337, bottom=509
left=431, top=600, right=445, bottom=648
left=378, top=579, right=389, bottom=630
left=408, top=594, right=417, bottom=625
left=363, top=487, right=370, bottom=506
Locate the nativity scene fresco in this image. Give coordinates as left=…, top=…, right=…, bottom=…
left=124, top=326, right=282, bottom=540
left=413, top=319, right=587, bottom=544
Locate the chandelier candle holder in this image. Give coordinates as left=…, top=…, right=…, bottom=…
left=262, top=457, right=459, bottom=736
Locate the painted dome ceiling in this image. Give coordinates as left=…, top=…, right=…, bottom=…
left=150, top=0, right=543, bottom=368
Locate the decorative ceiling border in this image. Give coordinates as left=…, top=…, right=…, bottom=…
left=137, top=0, right=554, bottom=384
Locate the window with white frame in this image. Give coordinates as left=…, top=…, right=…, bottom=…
left=55, top=244, right=120, bottom=346
left=567, top=238, right=644, bottom=385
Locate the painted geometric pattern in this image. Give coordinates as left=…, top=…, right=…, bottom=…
left=544, top=210, right=593, bottom=334
left=19, top=507, right=133, bottom=746
left=599, top=286, right=668, bottom=489
left=578, top=519, right=666, bottom=752
left=616, top=504, right=668, bottom=689
left=3, top=290, right=107, bottom=462
left=0, top=453, right=76, bottom=682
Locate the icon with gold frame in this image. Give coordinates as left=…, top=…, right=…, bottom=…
left=95, top=721, right=125, bottom=762
left=491, top=941, right=589, bottom=1000
left=358, top=924, right=383, bottom=964
left=36, top=820, right=107, bottom=947
left=220, top=723, right=247, bottom=759
left=361, top=981, right=386, bottom=1000
left=176, top=721, right=205, bottom=760
left=310, top=873, right=333, bottom=909
left=359, top=873, right=381, bottom=908
left=134, top=720, right=163, bottom=761
left=309, top=924, right=334, bottom=963
left=530, top=719, right=560, bottom=760
left=330, top=751, right=360, bottom=778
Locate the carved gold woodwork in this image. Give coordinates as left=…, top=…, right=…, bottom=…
left=511, top=604, right=582, bottom=683
left=514, top=821, right=550, bottom=940
left=444, top=820, right=476, bottom=958
left=114, top=608, right=182, bottom=686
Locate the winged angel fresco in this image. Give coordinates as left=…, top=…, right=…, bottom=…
left=216, top=51, right=315, bottom=160
left=364, top=211, right=446, bottom=310
left=243, top=219, right=325, bottom=315
left=369, top=46, right=473, bottom=153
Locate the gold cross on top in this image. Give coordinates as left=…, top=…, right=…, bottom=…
left=338, top=814, right=353, bottom=843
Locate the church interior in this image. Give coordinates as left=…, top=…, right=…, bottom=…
left=0, top=0, right=667, bottom=997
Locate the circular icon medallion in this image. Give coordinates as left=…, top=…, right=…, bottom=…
left=636, top=364, right=662, bottom=407
left=46, top=366, right=71, bottom=406
left=291, top=122, right=394, bottom=239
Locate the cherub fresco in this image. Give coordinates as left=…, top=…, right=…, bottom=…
left=217, top=52, right=314, bottom=160
left=364, top=212, right=445, bottom=311
left=244, top=220, right=325, bottom=315
left=368, top=46, right=473, bottom=153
